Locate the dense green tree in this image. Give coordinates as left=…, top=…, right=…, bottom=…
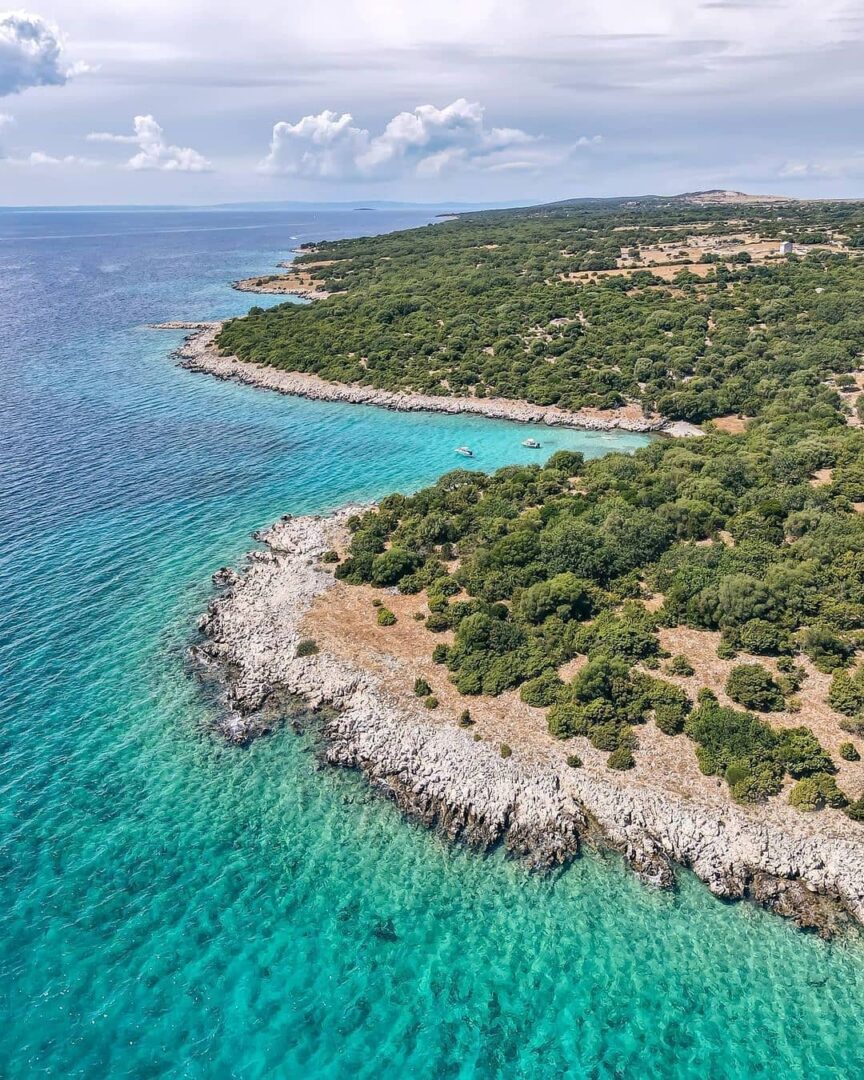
left=725, top=664, right=786, bottom=711
left=274, top=196, right=864, bottom=814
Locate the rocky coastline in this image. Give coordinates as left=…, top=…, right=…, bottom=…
left=194, top=510, right=864, bottom=934
left=231, top=275, right=328, bottom=301
left=154, top=322, right=702, bottom=437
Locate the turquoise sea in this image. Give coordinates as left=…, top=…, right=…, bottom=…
left=1, top=206, right=863, bottom=1078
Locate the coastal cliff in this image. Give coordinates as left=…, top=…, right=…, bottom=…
left=193, top=511, right=864, bottom=934
left=156, top=323, right=701, bottom=437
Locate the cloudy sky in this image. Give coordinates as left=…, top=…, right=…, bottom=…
left=1, top=1, right=863, bottom=205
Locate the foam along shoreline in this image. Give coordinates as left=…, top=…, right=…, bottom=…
left=152, top=323, right=703, bottom=437
left=194, top=510, right=864, bottom=934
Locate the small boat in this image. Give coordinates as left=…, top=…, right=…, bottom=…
left=454, top=446, right=474, bottom=457
left=522, top=438, right=541, bottom=449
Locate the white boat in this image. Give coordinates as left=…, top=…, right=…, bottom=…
left=454, top=446, right=474, bottom=457
left=522, top=438, right=541, bottom=448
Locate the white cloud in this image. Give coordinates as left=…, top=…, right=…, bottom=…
left=5, top=149, right=98, bottom=166
left=779, top=161, right=832, bottom=178
left=0, top=11, right=71, bottom=96
left=88, top=114, right=211, bottom=171
left=0, top=110, right=12, bottom=126
left=260, top=98, right=563, bottom=180
left=357, top=99, right=534, bottom=174
left=260, top=110, right=368, bottom=180
left=778, top=154, right=864, bottom=180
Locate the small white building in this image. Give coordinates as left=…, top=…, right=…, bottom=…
left=779, top=241, right=794, bottom=255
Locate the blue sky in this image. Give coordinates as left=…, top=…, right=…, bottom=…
left=1, top=1, right=863, bottom=205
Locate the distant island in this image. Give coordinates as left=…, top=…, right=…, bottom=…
left=186, top=191, right=864, bottom=934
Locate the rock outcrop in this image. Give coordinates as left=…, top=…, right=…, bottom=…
left=193, top=511, right=864, bottom=934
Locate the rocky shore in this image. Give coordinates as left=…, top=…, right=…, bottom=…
left=155, top=322, right=702, bottom=437
left=231, top=274, right=329, bottom=301
left=194, top=510, right=864, bottom=934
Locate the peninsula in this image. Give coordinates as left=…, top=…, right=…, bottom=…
left=189, top=192, right=864, bottom=932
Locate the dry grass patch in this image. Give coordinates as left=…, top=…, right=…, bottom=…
left=302, top=562, right=864, bottom=823
left=710, top=414, right=750, bottom=435
left=655, top=626, right=864, bottom=795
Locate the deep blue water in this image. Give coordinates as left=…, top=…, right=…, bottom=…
left=1, top=207, right=863, bottom=1079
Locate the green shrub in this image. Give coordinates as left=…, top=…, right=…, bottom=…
left=696, top=745, right=720, bottom=775
left=724, top=761, right=751, bottom=789
left=566, top=754, right=583, bottom=768
left=655, top=703, right=686, bottom=736
left=321, top=549, right=339, bottom=564
left=774, top=727, right=835, bottom=778
left=431, top=576, right=461, bottom=597
left=840, top=716, right=864, bottom=736
left=776, top=664, right=806, bottom=695
left=458, top=709, right=474, bottom=727
left=295, top=638, right=319, bottom=658
left=547, top=702, right=589, bottom=739
left=432, top=644, right=451, bottom=664
left=725, top=664, right=785, bottom=711
left=716, top=640, right=737, bottom=660
left=590, top=723, right=622, bottom=751
left=424, top=695, right=439, bottom=709
left=799, top=626, right=854, bottom=673
left=667, top=655, right=695, bottom=677
left=840, top=741, right=860, bottom=761
left=425, top=612, right=451, bottom=632
left=413, top=611, right=426, bottom=621
left=516, top=572, right=597, bottom=625
left=736, top=619, right=793, bottom=656
left=370, top=548, right=421, bottom=586
left=372, top=597, right=382, bottom=608
left=684, top=699, right=784, bottom=800
left=607, top=746, right=635, bottom=770
left=377, top=607, right=397, bottom=626
left=500, top=743, right=512, bottom=758
left=571, top=605, right=659, bottom=664
left=546, top=450, right=585, bottom=475
left=789, top=774, right=848, bottom=812
left=845, top=798, right=864, bottom=822
left=414, top=677, right=432, bottom=697
left=728, top=761, right=785, bottom=803
left=454, top=668, right=484, bottom=696
left=828, top=667, right=864, bottom=718
left=616, top=726, right=639, bottom=750
left=519, top=670, right=564, bottom=707
left=481, top=653, right=536, bottom=696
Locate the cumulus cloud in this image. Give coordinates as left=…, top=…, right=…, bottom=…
left=259, top=99, right=555, bottom=180
left=0, top=11, right=71, bottom=96
left=88, top=114, right=211, bottom=171
left=260, top=109, right=368, bottom=180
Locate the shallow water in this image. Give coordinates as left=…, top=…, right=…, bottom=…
left=1, top=207, right=862, bottom=1078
